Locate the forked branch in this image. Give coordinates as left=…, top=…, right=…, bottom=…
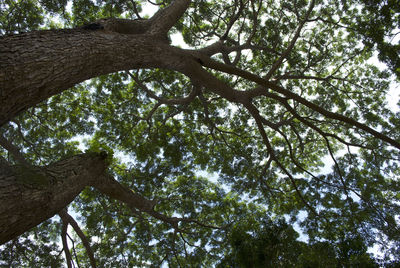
left=59, top=209, right=97, bottom=268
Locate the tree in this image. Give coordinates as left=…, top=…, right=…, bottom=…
left=0, top=0, right=399, bottom=266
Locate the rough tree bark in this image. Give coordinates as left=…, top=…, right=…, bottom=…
left=0, top=0, right=192, bottom=127
left=0, top=25, right=194, bottom=127
left=0, top=152, right=108, bottom=244
left=0, top=0, right=192, bottom=244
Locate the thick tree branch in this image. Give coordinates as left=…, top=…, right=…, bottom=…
left=178, top=59, right=246, bottom=103
left=92, top=174, right=220, bottom=232
left=148, top=0, right=191, bottom=36
left=0, top=152, right=108, bottom=244
left=0, top=30, right=192, bottom=126
left=197, top=40, right=225, bottom=56
left=92, top=174, right=181, bottom=228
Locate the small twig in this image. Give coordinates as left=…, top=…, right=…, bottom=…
left=67, top=233, right=80, bottom=268
left=130, top=0, right=142, bottom=19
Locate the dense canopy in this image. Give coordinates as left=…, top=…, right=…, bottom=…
left=0, top=0, right=400, bottom=266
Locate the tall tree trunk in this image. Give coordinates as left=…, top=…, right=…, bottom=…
left=0, top=152, right=108, bottom=244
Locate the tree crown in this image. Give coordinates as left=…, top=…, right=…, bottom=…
left=1, top=0, right=399, bottom=266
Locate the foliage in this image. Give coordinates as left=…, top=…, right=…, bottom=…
left=1, top=0, right=400, bottom=266
left=218, top=219, right=378, bottom=267
left=356, top=0, right=400, bottom=79
left=0, top=220, right=64, bottom=267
